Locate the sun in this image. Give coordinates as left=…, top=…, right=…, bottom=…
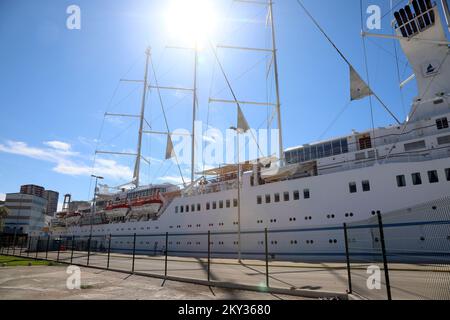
left=165, top=0, right=218, bottom=47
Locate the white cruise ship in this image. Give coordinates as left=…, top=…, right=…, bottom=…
left=51, top=0, right=450, bottom=261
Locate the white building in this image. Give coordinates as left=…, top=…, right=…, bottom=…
left=3, top=193, right=48, bottom=235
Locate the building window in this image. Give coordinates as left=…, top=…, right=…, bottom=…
left=283, top=192, right=290, bottom=202
left=293, top=190, right=300, bottom=200
left=226, top=200, right=231, bottom=208
left=446, top=168, right=450, bottom=181
left=257, top=196, right=262, bottom=205
left=303, top=189, right=310, bottom=199
left=362, top=180, right=371, bottom=192
left=265, top=194, right=271, bottom=204
left=412, top=173, right=422, bottom=185
left=436, top=117, right=449, bottom=130
left=349, top=182, right=357, bottom=193
left=274, top=193, right=280, bottom=203
left=397, top=175, right=406, bottom=187
left=428, top=170, right=439, bottom=183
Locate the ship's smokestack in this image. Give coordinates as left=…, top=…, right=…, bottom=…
left=442, top=0, right=450, bottom=31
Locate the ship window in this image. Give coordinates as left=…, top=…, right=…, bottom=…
left=404, top=140, right=426, bottom=152
left=191, top=204, right=195, bottom=212
left=185, top=205, right=189, bottom=213
left=257, top=196, right=262, bottom=205
left=233, top=199, right=238, bottom=207
left=206, top=202, right=210, bottom=210
left=446, top=169, right=450, bottom=181
left=362, top=180, right=371, bottom=192
left=341, top=139, right=349, bottom=153
left=197, top=204, right=201, bottom=211
left=437, top=135, right=450, bottom=145
left=317, top=145, right=324, bottom=158
left=397, top=175, right=406, bottom=187
left=436, top=117, right=449, bottom=130
left=180, top=206, right=184, bottom=213
left=226, top=200, right=231, bottom=208
left=332, top=140, right=341, bottom=155
left=212, top=202, right=217, bottom=210
left=219, top=201, right=224, bottom=209
left=265, top=194, right=271, bottom=204
left=274, top=193, right=280, bottom=203
left=324, top=142, right=332, bottom=157
left=349, top=182, right=357, bottom=193
left=310, top=146, right=317, bottom=160
left=359, top=136, right=372, bottom=150
left=175, top=206, right=179, bottom=214
left=304, top=189, right=310, bottom=199
left=293, top=190, right=300, bottom=200
left=283, top=192, right=290, bottom=201
left=428, top=170, right=439, bottom=183
left=412, top=173, right=422, bottom=185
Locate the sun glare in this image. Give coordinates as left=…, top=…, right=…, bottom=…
left=165, top=0, right=218, bottom=47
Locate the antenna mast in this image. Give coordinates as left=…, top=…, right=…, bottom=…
left=133, top=47, right=151, bottom=188
left=269, top=0, right=284, bottom=161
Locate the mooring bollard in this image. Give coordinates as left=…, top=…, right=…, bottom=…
left=264, top=228, right=269, bottom=288
left=343, top=223, right=353, bottom=294
left=377, top=212, right=392, bottom=300
left=132, top=233, right=137, bottom=273
left=207, top=231, right=211, bottom=283
left=107, top=234, right=112, bottom=270
left=164, top=232, right=169, bottom=278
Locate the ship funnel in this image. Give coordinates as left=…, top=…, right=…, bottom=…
left=393, top=0, right=450, bottom=122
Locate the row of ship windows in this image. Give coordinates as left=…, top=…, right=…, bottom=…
left=257, top=189, right=311, bottom=205
left=396, top=169, right=450, bottom=187
left=175, top=199, right=239, bottom=214
left=112, top=240, right=341, bottom=246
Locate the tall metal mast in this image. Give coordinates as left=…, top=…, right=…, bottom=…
left=133, top=47, right=151, bottom=187
left=191, top=44, right=199, bottom=183
left=269, top=0, right=284, bottom=161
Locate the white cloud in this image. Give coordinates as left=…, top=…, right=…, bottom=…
left=0, top=193, right=5, bottom=201
left=0, top=140, right=132, bottom=181
left=44, top=141, right=71, bottom=151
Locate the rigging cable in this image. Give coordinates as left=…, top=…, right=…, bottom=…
left=149, top=52, right=186, bottom=187
left=295, top=0, right=401, bottom=125
left=360, top=0, right=378, bottom=160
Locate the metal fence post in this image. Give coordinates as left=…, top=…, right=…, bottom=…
left=6, top=236, right=10, bottom=256
left=27, top=237, right=31, bottom=257
left=164, top=232, right=169, bottom=278
left=87, top=236, right=92, bottom=266
left=207, top=231, right=211, bottom=283
left=107, top=234, right=111, bottom=270
left=71, top=236, right=75, bottom=264
left=19, top=236, right=23, bottom=256
left=45, top=236, right=50, bottom=260
left=264, top=228, right=269, bottom=288
left=377, top=212, right=392, bottom=300
left=343, top=223, right=353, bottom=294
left=57, top=238, right=61, bottom=262
left=132, top=233, right=137, bottom=273
left=35, top=236, right=40, bottom=260
left=12, top=233, right=17, bottom=256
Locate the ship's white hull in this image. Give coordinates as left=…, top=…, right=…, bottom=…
left=51, top=157, right=450, bottom=262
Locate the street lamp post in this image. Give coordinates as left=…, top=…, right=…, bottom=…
left=230, top=127, right=242, bottom=262
left=90, top=175, right=104, bottom=237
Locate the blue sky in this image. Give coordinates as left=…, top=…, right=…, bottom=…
left=1, top=0, right=446, bottom=204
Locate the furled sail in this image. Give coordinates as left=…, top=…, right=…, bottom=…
left=350, top=66, right=372, bottom=101
left=165, top=135, right=175, bottom=160
left=237, top=105, right=250, bottom=132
